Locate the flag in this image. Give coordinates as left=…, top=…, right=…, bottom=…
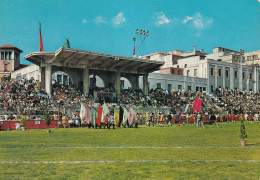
left=101, top=103, right=109, bottom=123
left=80, top=103, right=86, bottom=122
left=128, top=107, right=136, bottom=126
left=184, top=104, right=189, bottom=113
left=85, top=105, right=91, bottom=124
left=96, top=106, right=103, bottom=126
left=38, top=22, right=44, bottom=52
left=123, top=107, right=129, bottom=125
left=214, top=69, right=220, bottom=78
left=114, top=109, right=119, bottom=126
left=91, top=107, right=97, bottom=125
left=133, top=47, right=135, bottom=57
left=118, top=106, right=124, bottom=127
left=193, top=99, right=203, bottom=113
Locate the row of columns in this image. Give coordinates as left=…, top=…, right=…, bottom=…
left=41, top=64, right=149, bottom=96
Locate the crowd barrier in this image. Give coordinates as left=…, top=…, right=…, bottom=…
left=0, top=120, right=59, bottom=131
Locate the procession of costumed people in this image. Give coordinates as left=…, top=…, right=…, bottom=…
left=1, top=77, right=260, bottom=128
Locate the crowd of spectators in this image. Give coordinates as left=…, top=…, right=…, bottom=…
left=0, top=76, right=259, bottom=123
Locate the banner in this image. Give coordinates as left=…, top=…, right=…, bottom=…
left=101, top=103, right=109, bottom=123
left=128, top=107, right=135, bottom=126
left=214, top=69, right=220, bottom=78
left=114, top=109, right=119, bottom=126
left=193, top=99, right=203, bottom=113
left=90, top=107, right=97, bottom=125
left=85, top=105, right=91, bottom=124
left=80, top=103, right=86, bottom=122
left=123, top=107, right=129, bottom=125
left=184, top=104, right=189, bottom=113
left=96, top=106, right=103, bottom=126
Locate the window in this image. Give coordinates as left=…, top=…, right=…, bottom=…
left=194, top=69, right=197, bottom=77
left=235, top=71, right=238, bottom=78
left=252, top=55, right=258, bottom=59
left=211, top=85, right=214, bottom=93
left=250, top=73, right=252, bottom=80
left=63, top=75, right=68, bottom=85
left=1, top=52, right=4, bottom=59
left=187, top=70, right=190, bottom=76
left=218, top=69, right=222, bottom=77
left=120, top=80, right=124, bottom=89
left=157, top=83, right=161, bottom=89
left=57, top=75, right=62, bottom=84
left=188, top=86, right=192, bottom=91
left=247, top=56, right=251, bottom=60
left=203, top=87, right=206, bottom=91
left=242, top=72, right=245, bottom=79
left=178, top=70, right=181, bottom=75
left=178, top=85, right=182, bottom=90
left=171, top=69, right=175, bottom=74
left=211, top=68, right=214, bottom=76
left=167, top=84, right=172, bottom=91
left=225, top=70, right=229, bottom=77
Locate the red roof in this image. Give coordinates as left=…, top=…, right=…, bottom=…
left=0, top=45, right=23, bottom=52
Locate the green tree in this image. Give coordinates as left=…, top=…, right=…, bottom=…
left=20, top=115, right=27, bottom=128
left=44, top=113, right=51, bottom=129
left=239, top=116, right=247, bottom=141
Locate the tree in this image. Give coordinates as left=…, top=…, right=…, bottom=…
left=44, top=113, right=51, bottom=129
left=20, top=115, right=27, bottom=128
left=239, top=116, right=247, bottom=141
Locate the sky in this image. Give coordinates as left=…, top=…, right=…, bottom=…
left=0, top=0, right=260, bottom=64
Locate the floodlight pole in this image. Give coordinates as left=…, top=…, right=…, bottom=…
left=133, top=37, right=136, bottom=58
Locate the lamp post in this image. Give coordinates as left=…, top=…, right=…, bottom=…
left=134, top=29, right=149, bottom=57
left=133, top=37, right=136, bottom=58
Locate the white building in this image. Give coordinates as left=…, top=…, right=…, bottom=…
left=144, top=46, right=260, bottom=92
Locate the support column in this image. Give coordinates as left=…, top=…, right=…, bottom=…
left=246, top=69, right=250, bottom=92
left=230, top=66, right=234, bottom=90
left=214, top=65, right=218, bottom=90
left=40, top=67, right=45, bottom=89
left=143, top=74, right=149, bottom=95
left=45, top=64, right=52, bottom=96
left=115, top=71, right=121, bottom=95
left=222, top=66, right=225, bottom=89
left=83, top=68, right=89, bottom=95
left=254, top=66, right=258, bottom=92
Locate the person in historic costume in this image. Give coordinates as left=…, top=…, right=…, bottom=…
left=62, top=114, right=68, bottom=128
left=118, top=104, right=124, bottom=127
left=107, top=111, right=115, bottom=129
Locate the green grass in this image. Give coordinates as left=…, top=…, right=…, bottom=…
left=0, top=122, right=260, bottom=179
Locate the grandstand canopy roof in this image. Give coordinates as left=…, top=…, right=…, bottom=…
left=24, top=47, right=164, bottom=74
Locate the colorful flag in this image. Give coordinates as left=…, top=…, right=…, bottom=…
left=80, top=103, right=86, bottom=122
left=133, top=47, right=135, bottom=57
left=214, top=69, right=220, bottom=78
left=91, top=107, right=97, bottom=125
left=123, top=107, right=129, bottom=125
left=96, top=106, right=103, bottom=126
left=85, top=105, right=91, bottom=124
left=114, top=108, right=119, bottom=126
left=128, top=107, right=136, bottom=126
left=118, top=106, right=124, bottom=127
left=101, top=103, right=109, bottom=123
left=193, top=99, right=203, bottom=113
left=184, top=104, right=189, bottom=113
left=38, top=22, right=44, bottom=52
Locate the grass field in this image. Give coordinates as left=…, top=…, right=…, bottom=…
left=0, top=122, right=259, bottom=179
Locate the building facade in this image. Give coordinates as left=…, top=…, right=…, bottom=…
left=0, top=45, right=23, bottom=78
left=144, top=46, right=260, bottom=92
